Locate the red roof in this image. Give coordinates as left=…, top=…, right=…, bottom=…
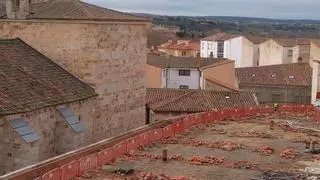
left=159, top=40, right=200, bottom=51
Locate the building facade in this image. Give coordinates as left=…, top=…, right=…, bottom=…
left=146, top=55, right=236, bottom=90
left=236, top=62, right=314, bottom=104
left=200, top=33, right=254, bottom=68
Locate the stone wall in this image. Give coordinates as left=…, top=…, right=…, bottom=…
left=0, top=99, right=95, bottom=175
left=0, top=20, right=147, bottom=141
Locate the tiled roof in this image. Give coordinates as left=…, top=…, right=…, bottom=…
left=236, top=63, right=312, bottom=87
left=201, top=32, right=239, bottom=41
left=159, top=40, right=200, bottom=51
left=273, top=38, right=311, bottom=47
left=147, top=55, right=233, bottom=69
left=0, top=38, right=97, bottom=115
left=146, top=88, right=258, bottom=113
left=245, top=35, right=269, bottom=44
left=1, top=0, right=148, bottom=22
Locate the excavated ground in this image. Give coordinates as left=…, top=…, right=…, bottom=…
left=79, top=117, right=320, bottom=180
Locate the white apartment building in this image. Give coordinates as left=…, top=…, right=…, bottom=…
left=201, top=33, right=256, bottom=68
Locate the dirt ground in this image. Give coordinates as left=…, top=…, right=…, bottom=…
left=79, top=117, right=320, bottom=180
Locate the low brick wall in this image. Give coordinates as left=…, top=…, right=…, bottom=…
left=0, top=104, right=315, bottom=180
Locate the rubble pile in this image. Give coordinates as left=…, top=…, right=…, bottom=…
left=162, top=137, right=179, bottom=144
left=207, top=141, right=242, bottom=151
left=230, top=131, right=274, bottom=139
left=186, top=139, right=206, bottom=146
left=313, top=155, right=320, bottom=162
left=169, top=154, right=184, bottom=161
left=188, top=156, right=225, bottom=165
left=280, top=148, right=299, bottom=159
left=254, top=146, right=274, bottom=156
left=224, top=161, right=258, bottom=170
left=139, top=172, right=190, bottom=180
left=251, top=171, right=320, bottom=180
left=210, top=128, right=227, bottom=134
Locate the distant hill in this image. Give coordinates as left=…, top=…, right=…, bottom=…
left=134, top=13, right=320, bottom=39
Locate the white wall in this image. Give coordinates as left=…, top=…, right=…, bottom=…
left=161, top=69, right=167, bottom=88
left=200, top=40, right=217, bottom=58
left=224, top=37, right=242, bottom=68
left=166, top=68, right=201, bottom=89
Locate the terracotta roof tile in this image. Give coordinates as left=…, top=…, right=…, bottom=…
left=1, top=0, right=148, bottom=22
left=273, top=38, right=311, bottom=47
left=160, top=40, right=200, bottom=51
left=146, top=88, right=258, bottom=113
left=147, top=55, right=233, bottom=69
left=0, top=38, right=97, bottom=115
left=236, top=63, right=312, bottom=87
left=245, top=35, right=269, bottom=44
left=201, top=32, right=239, bottom=41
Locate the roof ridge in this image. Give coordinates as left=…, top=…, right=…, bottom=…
left=74, top=1, right=95, bottom=19
left=151, top=91, right=195, bottom=111
left=205, top=76, right=240, bottom=92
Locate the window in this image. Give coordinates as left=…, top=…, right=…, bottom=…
left=9, top=119, right=40, bottom=143
left=179, top=69, right=190, bottom=76
left=162, top=69, right=166, bottom=77
left=202, top=42, right=204, bottom=49
left=57, top=107, right=85, bottom=133
left=210, top=52, right=214, bottom=58
left=217, top=41, right=224, bottom=58
left=182, top=51, right=187, bottom=56
left=288, top=50, right=293, bottom=57
left=179, top=85, right=189, bottom=89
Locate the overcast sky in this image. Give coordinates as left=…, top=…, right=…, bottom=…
left=85, top=0, right=320, bottom=20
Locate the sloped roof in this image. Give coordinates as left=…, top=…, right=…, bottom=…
left=147, top=55, right=233, bottom=69
left=146, top=88, right=258, bottom=113
left=1, top=0, right=148, bottom=22
left=245, top=35, right=269, bottom=44
left=201, top=32, right=239, bottom=41
left=273, top=38, right=311, bottom=47
left=159, top=40, right=200, bottom=51
left=0, top=38, right=97, bottom=115
left=236, top=63, right=312, bottom=87
left=205, top=76, right=240, bottom=92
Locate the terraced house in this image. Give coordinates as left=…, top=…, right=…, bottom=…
left=0, top=0, right=148, bottom=174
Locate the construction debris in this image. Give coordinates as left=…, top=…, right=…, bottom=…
left=207, top=141, right=242, bottom=151
left=189, top=156, right=225, bottom=165
left=112, top=168, right=134, bottom=176
left=224, top=161, right=258, bottom=170
left=230, top=131, right=275, bottom=139
left=254, top=146, right=274, bottom=156
left=251, top=171, right=320, bottom=180
left=280, top=148, right=299, bottom=159
left=313, top=155, right=320, bottom=162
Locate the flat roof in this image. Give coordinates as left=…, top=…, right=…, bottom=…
left=78, top=117, right=320, bottom=179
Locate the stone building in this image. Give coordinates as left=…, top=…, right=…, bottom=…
left=0, top=0, right=148, bottom=174
left=0, top=38, right=98, bottom=174
left=236, top=62, right=313, bottom=104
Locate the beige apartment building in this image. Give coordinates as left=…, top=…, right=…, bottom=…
left=259, top=38, right=320, bottom=66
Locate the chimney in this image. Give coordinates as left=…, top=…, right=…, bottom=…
left=6, top=0, right=30, bottom=19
